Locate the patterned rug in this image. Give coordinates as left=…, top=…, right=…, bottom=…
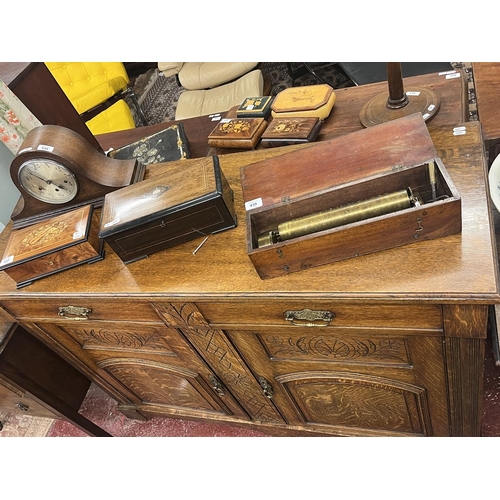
left=0, top=409, right=54, bottom=437
left=130, top=62, right=354, bottom=126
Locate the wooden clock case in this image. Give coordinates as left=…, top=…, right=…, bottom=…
left=9, top=125, right=145, bottom=229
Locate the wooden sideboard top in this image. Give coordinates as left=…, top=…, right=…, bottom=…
left=0, top=120, right=498, bottom=303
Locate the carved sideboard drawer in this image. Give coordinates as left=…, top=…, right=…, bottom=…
left=197, top=301, right=443, bottom=332
left=1, top=299, right=162, bottom=323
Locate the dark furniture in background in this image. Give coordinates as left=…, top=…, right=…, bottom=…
left=0, top=62, right=102, bottom=151
left=0, top=315, right=110, bottom=436
left=336, top=62, right=454, bottom=85
left=473, top=62, right=500, bottom=166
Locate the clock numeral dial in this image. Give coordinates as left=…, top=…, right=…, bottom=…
left=18, top=159, right=79, bottom=204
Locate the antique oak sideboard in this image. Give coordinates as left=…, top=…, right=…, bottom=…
left=0, top=118, right=497, bottom=436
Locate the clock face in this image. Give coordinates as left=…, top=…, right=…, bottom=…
left=18, top=159, right=79, bottom=204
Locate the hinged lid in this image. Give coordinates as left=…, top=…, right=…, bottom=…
left=240, top=113, right=438, bottom=210
left=99, top=156, right=222, bottom=237
left=0, top=205, right=93, bottom=270
left=271, top=84, right=334, bottom=113
left=208, top=118, right=267, bottom=142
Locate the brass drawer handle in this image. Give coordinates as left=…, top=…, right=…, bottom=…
left=284, top=308, right=335, bottom=327
left=58, top=305, right=92, bottom=320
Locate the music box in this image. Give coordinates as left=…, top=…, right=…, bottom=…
left=240, top=113, right=462, bottom=279
left=0, top=204, right=103, bottom=288
left=99, top=156, right=237, bottom=263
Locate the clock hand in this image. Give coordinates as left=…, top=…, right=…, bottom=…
left=28, top=172, right=71, bottom=191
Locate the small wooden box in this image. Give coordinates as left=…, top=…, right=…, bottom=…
left=240, top=113, right=462, bottom=279
left=207, top=118, right=268, bottom=149
left=237, top=96, right=273, bottom=118
left=107, top=123, right=190, bottom=166
left=271, top=84, right=336, bottom=120
left=0, top=205, right=103, bottom=288
left=99, top=156, right=237, bottom=263
left=261, top=117, right=323, bottom=147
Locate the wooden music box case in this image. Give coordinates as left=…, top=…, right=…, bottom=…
left=0, top=205, right=103, bottom=288
left=207, top=118, right=268, bottom=149
left=240, top=113, right=462, bottom=279
left=99, top=156, right=237, bottom=263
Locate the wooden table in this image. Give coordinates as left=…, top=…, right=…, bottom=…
left=97, top=68, right=469, bottom=158
left=472, top=62, right=500, bottom=166
left=0, top=115, right=497, bottom=436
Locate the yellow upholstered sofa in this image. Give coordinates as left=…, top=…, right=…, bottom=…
left=45, top=62, right=145, bottom=135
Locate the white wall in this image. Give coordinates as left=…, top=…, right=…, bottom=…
left=0, top=142, right=21, bottom=233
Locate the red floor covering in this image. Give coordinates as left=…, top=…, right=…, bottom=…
left=47, top=333, right=500, bottom=437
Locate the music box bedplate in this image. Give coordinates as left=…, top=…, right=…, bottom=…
left=0, top=204, right=103, bottom=288
left=240, top=113, right=462, bottom=279
left=99, top=156, right=237, bottom=263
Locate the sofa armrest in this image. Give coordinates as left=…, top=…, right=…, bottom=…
left=158, top=62, right=184, bottom=78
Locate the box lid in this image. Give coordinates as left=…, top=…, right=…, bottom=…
left=271, top=84, right=334, bottom=113
left=107, top=122, right=190, bottom=165
left=208, top=118, right=267, bottom=142
left=240, top=113, right=438, bottom=210
left=99, top=156, right=221, bottom=237
left=0, top=205, right=93, bottom=269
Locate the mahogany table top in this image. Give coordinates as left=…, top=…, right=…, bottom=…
left=96, top=68, right=469, bottom=159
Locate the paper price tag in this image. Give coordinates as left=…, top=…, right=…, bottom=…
left=245, top=198, right=263, bottom=211
left=37, top=144, right=54, bottom=152
left=0, top=255, right=14, bottom=266
left=453, top=126, right=467, bottom=136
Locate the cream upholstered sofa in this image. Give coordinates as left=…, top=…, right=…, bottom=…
left=158, top=62, right=264, bottom=120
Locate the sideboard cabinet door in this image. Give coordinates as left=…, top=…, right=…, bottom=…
left=27, top=318, right=250, bottom=422
left=226, top=328, right=451, bottom=436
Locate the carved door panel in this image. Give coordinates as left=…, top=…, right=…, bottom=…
left=152, top=302, right=286, bottom=424
left=39, top=320, right=249, bottom=421
left=226, top=328, right=447, bottom=437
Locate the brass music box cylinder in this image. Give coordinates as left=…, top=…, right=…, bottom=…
left=258, top=187, right=417, bottom=248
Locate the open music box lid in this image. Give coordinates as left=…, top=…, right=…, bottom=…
left=239, top=113, right=462, bottom=280
left=240, top=113, right=438, bottom=211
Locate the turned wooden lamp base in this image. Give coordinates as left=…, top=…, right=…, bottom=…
left=359, top=63, right=440, bottom=128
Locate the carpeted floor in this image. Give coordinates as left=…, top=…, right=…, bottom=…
left=0, top=409, right=54, bottom=437
left=130, top=62, right=354, bottom=126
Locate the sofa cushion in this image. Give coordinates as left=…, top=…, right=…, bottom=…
left=86, top=99, right=135, bottom=135
left=177, top=62, right=259, bottom=90
left=175, top=70, right=264, bottom=120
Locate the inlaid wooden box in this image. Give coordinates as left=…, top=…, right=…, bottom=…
left=99, top=156, right=237, bottom=263
left=0, top=205, right=103, bottom=288
left=240, top=113, right=462, bottom=279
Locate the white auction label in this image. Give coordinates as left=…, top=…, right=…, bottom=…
left=245, top=198, right=263, bottom=211
left=37, top=144, right=54, bottom=152
left=0, top=255, right=14, bottom=266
